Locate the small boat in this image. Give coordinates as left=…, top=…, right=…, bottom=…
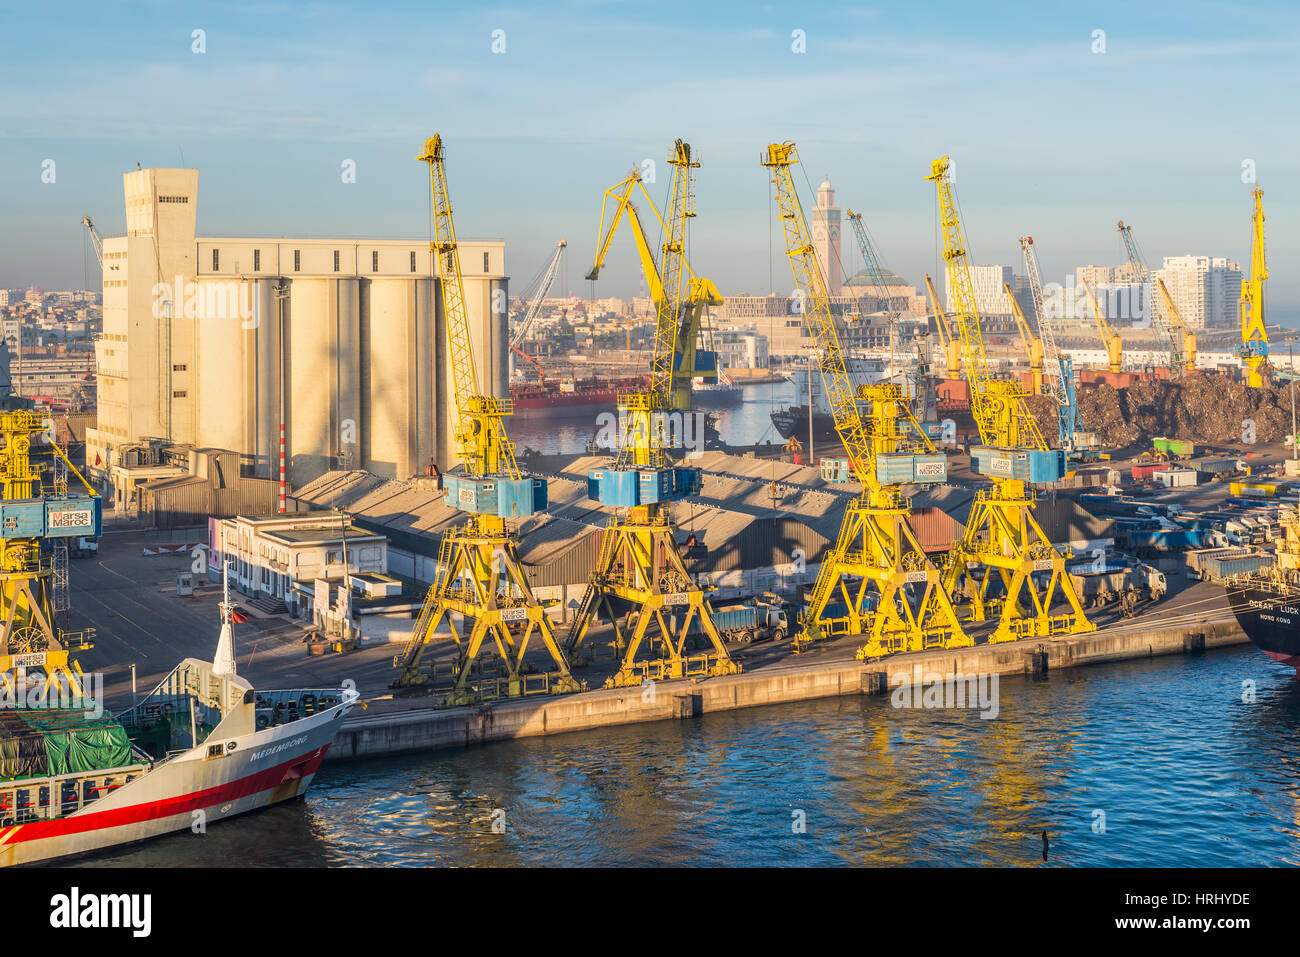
left=0, top=568, right=358, bottom=866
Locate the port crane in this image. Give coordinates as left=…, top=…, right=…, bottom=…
left=1239, top=187, right=1270, bottom=387
left=924, top=274, right=963, bottom=380
left=392, top=135, right=583, bottom=704
left=1080, top=279, right=1124, bottom=374
left=763, top=142, right=969, bottom=658
left=508, top=239, right=567, bottom=385
left=1004, top=282, right=1044, bottom=395
left=1154, top=277, right=1197, bottom=374
left=1019, top=237, right=1081, bottom=451
left=81, top=217, right=105, bottom=270
left=583, top=157, right=721, bottom=408
left=0, top=410, right=102, bottom=693
left=563, top=140, right=737, bottom=686
left=926, top=155, right=1093, bottom=644
left=1118, top=220, right=1182, bottom=376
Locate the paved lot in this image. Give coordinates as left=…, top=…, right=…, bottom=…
left=71, top=529, right=396, bottom=711
left=69, top=521, right=1237, bottom=716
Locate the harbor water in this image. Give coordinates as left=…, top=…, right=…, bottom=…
left=78, top=645, right=1300, bottom=867
left=508, top=380, right=799, bottom=455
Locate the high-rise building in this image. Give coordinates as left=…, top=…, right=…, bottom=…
left=1154, top=256, right=1243, bottom=331
left=945, top=264, right=1013, bottom=320
left=810, top=174, right=842, bottom=296
left=87, top=167, right=507, bottom=496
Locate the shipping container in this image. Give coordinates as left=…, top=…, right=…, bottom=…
left=1152, top=468, right=1197, bottom=488
left=821, top=457, right=852, bottom=483
left=971, top=446, right=1065, bottom=483
left=1204, top=552, right=1275, bottom=579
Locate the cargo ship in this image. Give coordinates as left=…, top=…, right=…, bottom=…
left=1226, top=508, right=1300, bottom=669
left=0, top=407, right=358, bottom=866
left=510, top=375, right=649, bottom=416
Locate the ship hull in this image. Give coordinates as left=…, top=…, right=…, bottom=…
left=1228, top=583, right=1300, bottom=669
left=771, top=407, right=840, bottom=447
left=511, top=376, right=648, bottom=417
left=0, top=693, right=355, bottom=866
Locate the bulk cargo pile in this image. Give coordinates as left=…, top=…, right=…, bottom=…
left=1073, top=373, right=1298, bottom=450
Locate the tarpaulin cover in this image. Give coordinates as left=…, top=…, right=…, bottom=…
left=0, top=709, right=131, bottom=781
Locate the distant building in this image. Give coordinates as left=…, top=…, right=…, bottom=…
left=712, top=326, right=769, bottom=369
left=1154, top=256, right=1242, bottom=331
left=944, top=264, right=1013, bottom=322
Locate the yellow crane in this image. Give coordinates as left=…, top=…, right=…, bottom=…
left=0, top=410, right=100, bottom=692
left=584, top=160, right=722, bottom=410
left=391, top=135, right=583, bottom=703
left=926, top=155, right=1092, bottom=644
left=1004, top=281, right=1044, bottom=395
left=1239, top=187, right=1270, bottom=387
left=564, top=140, right=738, bottom=686
left=1080, top=279, right=1123, bottom=374
left=924, top=273, right=962, bottom=380
left=762, top=142, right=969, bottom=658
left=1154, top=278, right=1197, bottom=374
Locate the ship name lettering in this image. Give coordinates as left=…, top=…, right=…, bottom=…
left=248, top=734, right=308, bottom=762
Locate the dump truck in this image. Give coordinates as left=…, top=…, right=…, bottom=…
left=710, top=598, right=791, bottom=644
left=1067, top=561, right=1166, bottom=610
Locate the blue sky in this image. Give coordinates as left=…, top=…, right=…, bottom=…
left=2, top=0, right=1297, bottom=312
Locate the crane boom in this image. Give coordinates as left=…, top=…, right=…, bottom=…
left=1155, top=277, right=1197, bottom=373
left=510, top=239, right=567, bottom=349
left=81, top=216, right=104, bottom=268
left=1019, top=237, right=1068, bottom=406
left=924, top=273, right=962, bottom=379
left=1239, top=187, right=1269, bottom=387
left=1080, top=279, right=1123, bottom=374
left=1118, top=220, right=1182, bottom=374
left=419, top=135, right=518, bottom=481
left=845, top=209, right=903, bottom=321
left=925, top=156, right=1047, bottom=453
left=1004, top=281, right=1043, bottom=395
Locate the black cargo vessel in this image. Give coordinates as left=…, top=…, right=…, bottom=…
left=1228, top=580, right=1300, bottom=669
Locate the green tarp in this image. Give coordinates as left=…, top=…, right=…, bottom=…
left=0, top=710, right=132, bottom=781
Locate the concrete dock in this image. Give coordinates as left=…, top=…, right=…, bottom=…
left=326, top=615, right=1250, bottom=763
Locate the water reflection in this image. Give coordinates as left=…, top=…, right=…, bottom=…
left=77, top=645, right=1300, bottom=867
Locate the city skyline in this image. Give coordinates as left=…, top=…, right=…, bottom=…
left=2, top=0, right=1297, bottom=313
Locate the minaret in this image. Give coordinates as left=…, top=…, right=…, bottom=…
left=811, top=173, right=842, bottom=296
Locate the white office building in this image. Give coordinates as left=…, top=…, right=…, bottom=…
left=945, top=264, right=1014, bottom=320
left=1154, top=256, right=1243, bottom=331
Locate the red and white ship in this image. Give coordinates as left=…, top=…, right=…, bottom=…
left=0, top=574, right=358, bottom=867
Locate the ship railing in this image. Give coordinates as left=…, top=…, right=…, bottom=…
left=252, top=689, right=348, bottom=730
left=0, top=762, right=150, bottom=825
